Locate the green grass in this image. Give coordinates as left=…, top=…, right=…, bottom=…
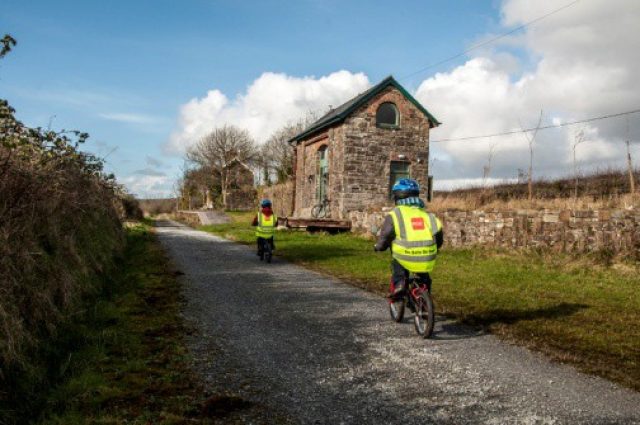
left=38, top=222, right=204, bottom=424
left=200, top=211, right=640, bottom=391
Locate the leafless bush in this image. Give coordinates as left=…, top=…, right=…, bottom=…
left=259, top=112, right=318, bottom=185
left=0, top=99, right=124, bottom=413
left=138, top=198, right=177, bottom=216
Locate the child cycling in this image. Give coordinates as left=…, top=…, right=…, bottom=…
left=251, top=199, right=277, bottom=260
left=374, top=179, right=443, bottom=297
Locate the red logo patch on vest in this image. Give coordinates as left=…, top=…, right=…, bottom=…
left=411, top=217, right=425, bottom=230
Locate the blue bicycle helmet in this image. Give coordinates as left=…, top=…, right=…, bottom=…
left=260, top=199, right=272, bottom=208
left=391, top=178, right=420, bottom=201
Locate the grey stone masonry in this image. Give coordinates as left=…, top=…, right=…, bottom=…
left=340, top=87, right=430, bottom=218
left=350, top=208, right=640, bottom=258
left=292, top=86, right=431, bottom=219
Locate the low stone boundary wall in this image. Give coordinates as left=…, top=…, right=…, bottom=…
left=350, top=209, right=640, bottom=257
left=176, top=210, right=232, bottom=226
left=176, top=211, right=202, bottom=227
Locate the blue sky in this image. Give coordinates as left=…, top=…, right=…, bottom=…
left=2, top=0, right=638, bottom=195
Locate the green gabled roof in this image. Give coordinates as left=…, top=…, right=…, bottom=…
left=288, top=75, right=440, bottom=145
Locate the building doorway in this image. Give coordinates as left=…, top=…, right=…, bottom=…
left=316, top=146, right=329, bottom=202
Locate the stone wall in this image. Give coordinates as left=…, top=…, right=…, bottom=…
left=176, top=210, right=202, bottom=227
left=225, top=187, right=256, bottom=211
left=350, top=208, right=640, bottom=257
left=260, top=180, right=295, bottom=217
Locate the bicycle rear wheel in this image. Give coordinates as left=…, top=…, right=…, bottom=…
left=265, top=242, right=272, bottom=263
left=414, top=292, right=435, bottom=338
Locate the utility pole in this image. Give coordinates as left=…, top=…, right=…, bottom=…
left=626, top=117, right=636, bottom=195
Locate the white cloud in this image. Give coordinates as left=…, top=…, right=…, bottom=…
left=164, top=0, right=640, bottom=188
left=145, top=155, right=166, bottom=168
left=99, top=112, right=157, bottom=124
left=122, top=175, right=173, bottom=198
left=133, top=167, right=166, bottom=177
left=415, top=0, right=640, bottom=184
left=166, top=70, right=371, bottom=154
left=435, top=177, right=518, bottom=191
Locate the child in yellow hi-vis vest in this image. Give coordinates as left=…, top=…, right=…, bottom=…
left=374, top=179, right=443, bottom=297
left=251, top=199, right=277, bottom=260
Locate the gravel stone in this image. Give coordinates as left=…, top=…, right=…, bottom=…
left=156, top=220, right=640, bottom=425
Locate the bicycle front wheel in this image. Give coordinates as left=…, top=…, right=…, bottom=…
left=414, top=292, right=435, bottom=338
left=389, top=297, right=405, bottom=323
left=311, top=204, right=325, bottom=218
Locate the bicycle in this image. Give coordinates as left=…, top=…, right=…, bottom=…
left=311, top=197, right=330, bottom=218
left=388, top=273, right=435, bottom=338
left=258, top=238, right=273, bottom=263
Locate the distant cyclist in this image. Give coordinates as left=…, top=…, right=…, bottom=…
left=374, top=179, right=443, bottom=297
left=252, top=199, right=277, bottom=259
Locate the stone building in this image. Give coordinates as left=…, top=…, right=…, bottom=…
left=288, top=76, right=440, bottom=220
left=224, top=159, right=256, bottom=211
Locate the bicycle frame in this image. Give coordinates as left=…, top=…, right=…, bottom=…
left=388, top=275, right=429, bottom=304
left=410, top=278, right=430, bottom=298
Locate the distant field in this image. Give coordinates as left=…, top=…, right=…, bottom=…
left=199, top=211, right=640, bottom=391
left=431, top=169, right=639, bottom=211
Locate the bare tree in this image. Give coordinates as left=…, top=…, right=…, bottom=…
left=186, top=125, right=257, bottom=208
left=482, top=143, right=497, bottom=189
left=181, top=165, right=218, bottom=209
left=172, top=177, right=183, bottom=211
left=572, top=128, right=586, bottom=202
left=519, top=110, right=543, bottom=202
left=261, top=112, right=319, bottom=184
left=625, top=117, right=636, bottom=196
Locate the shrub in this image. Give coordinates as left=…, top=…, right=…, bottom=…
left=0, top=99, right=125, bottom=422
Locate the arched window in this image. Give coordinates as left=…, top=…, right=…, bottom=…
left=376, top=102, right=399, bottom=127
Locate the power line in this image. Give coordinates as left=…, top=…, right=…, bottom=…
left=431, top=108, right=640, bottom=144
left=400, top=0, right=582, bottom=82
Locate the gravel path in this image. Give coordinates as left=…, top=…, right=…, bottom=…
left=156, top=220, right=640, bottom=424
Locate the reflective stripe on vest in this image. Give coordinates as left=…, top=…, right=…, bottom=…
left=256, top=212, right=277, bottom=238
left=390, top=206, right=440, bottom=273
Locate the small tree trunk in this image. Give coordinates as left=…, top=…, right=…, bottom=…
left=627, top=140, right=636, bottom=195
left=528, top=142, right=533, bottom=202
left=205, top=188, right=212, bottom=209
left=220, top=170, right=228, bottom=210
left=573, top=146, right=578, bottom=202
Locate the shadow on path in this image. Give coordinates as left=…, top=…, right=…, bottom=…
left=461, top=302, right=588, bottom=328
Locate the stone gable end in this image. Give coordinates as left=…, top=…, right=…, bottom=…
left=293, top=86, right=432, bottom=219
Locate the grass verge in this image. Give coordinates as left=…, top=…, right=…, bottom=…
left=199, top=211, right=640, bottom=392
left=38, top=222, right=203, bottom=424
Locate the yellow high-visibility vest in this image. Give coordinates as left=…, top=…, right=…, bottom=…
left=390, top=205, right=442, bottom=273
left=255, top=211, right=277, bottom=238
